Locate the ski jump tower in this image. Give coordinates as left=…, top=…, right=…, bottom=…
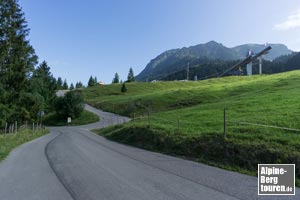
left=246, top=46, right=271, bottom=76
left=246, top=50, right=253, bottom=76
left=219, top=45, right=272, bottom=77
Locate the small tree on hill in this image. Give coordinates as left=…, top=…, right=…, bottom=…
left=127, top=67, right=135, bottom=82
left=88, top=75, right=98, bottom=87
left=121, top=83, right=127, bottom=93
left=112, top=73, right=120, bottom=83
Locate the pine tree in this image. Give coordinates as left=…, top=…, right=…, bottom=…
left=75, top=81, right=83, bottom=88
left=31, top=61, right=56, bottom=102
left=57, top=77, right=63, bottom=89
left=0, top=0, right=38, bottom=121
left=88, top=76, right=98, bottom=87
left=62, top=79, right=68, bottom=89
left=127, top=67, right=135, bottom=82
left=69, top=83, right=74, bottom=90
left=88, top=76, right=94, bottom=87
left=112, top=72, right=120, bottom=83
left=30, top=61, right=56, bottom=113
left=121, top=83, right=127, bottom=93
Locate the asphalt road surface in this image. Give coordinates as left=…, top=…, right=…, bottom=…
left=0, top=105, right=299, bottom=200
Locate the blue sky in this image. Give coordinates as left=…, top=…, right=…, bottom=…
left=20, top=0, right=300, bottom=85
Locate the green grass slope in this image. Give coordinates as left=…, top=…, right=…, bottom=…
left=84, top=71, right=300, bottom=185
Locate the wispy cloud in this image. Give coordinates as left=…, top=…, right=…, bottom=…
left=274, top=9, right=300, bottom=31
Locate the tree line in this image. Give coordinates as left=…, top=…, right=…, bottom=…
left=0, top=0, right=86, bottom=126
left=0, top=0, right=140, bottom=127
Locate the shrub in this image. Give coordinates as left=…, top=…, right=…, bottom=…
left=121, top=83, right=127, bottom=93
left=54, top=90, right=84, bottom=118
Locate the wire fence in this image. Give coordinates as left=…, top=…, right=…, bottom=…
left=0, top=121, right=45, bottom=135
left=129, top=108, right=300, bottom=139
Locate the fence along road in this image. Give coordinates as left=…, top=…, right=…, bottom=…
left=0, top=104, right=299, bottom=200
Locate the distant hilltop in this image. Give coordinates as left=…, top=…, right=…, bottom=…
left=136, top=41, right=294, bottom=81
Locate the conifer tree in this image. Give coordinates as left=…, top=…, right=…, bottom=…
left=121, top=83, right=127, bottom=93
left=88, top=76, right=95, bottom=87
left=127, top=67, right=135, bottom=82
left=56, top=77, right=63, bottom=89
left=88, top=76, right=98, bottom=87
left=62, top=79, right=68, bottom=89
left=31, top=61, right=56, bottom=103
left=75, top=81, right=83, bottom=88
left=0, top=0, right=38, bottom=121
left=112, top=72, right=120, bottom=83
left=69, top=83, right=74, bottom=90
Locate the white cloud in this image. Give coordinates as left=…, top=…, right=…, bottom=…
left=274, top=9, right=300, bottom=31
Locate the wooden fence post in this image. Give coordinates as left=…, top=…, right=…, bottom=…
left=15, top=121, right=17, bottom=133
left=4, top=122, right=7, bottom=136
left=147, top=110, right=150, bottom=126
left=224, top=108, right=227, bottom=139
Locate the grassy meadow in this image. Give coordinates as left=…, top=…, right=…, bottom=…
left=84, top=71, right=300, bottom=185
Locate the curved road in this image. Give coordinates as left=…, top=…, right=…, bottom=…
left=0, top=105, right=298, bottom=200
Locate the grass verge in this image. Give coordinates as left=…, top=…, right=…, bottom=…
left=44, top=110, right=100, bottom=126
left=0, top=129, right=49, bottom=162
left=93, top=123, right=300, bottom=187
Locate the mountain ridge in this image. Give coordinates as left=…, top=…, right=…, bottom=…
left=136, top=41, right=293, bottom=81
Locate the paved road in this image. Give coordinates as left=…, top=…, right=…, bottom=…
left=0, top=105, right=299, bottom=200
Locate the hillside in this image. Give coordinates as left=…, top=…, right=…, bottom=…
left=84, top=71, right=300, bottom=185
left=136, top=41, right=293, bottom=81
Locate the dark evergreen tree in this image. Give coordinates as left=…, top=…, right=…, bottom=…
left=88, top=75, right=97, bottom=87
left=56, top=77, right=63, bottom=89
left=62, top=79, right=68, bottom=89
left=127, top=67, right=135, bottom=82
left=69, top=83, right=74, bottom=90
left=0, top=0, right=38, bottom=122
left=121, top=83, right=127, bottom=93
left=112, top=72, right=120, bottom=83
left=75, top=81, right=83, bottom=88
left=31, top=61, right=56, bottom=104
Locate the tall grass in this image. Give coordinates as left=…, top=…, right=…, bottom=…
left=0, top=129, right=48, bottom=162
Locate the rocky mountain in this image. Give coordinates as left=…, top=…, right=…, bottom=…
left=136, top=41, right=293, bottom=81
